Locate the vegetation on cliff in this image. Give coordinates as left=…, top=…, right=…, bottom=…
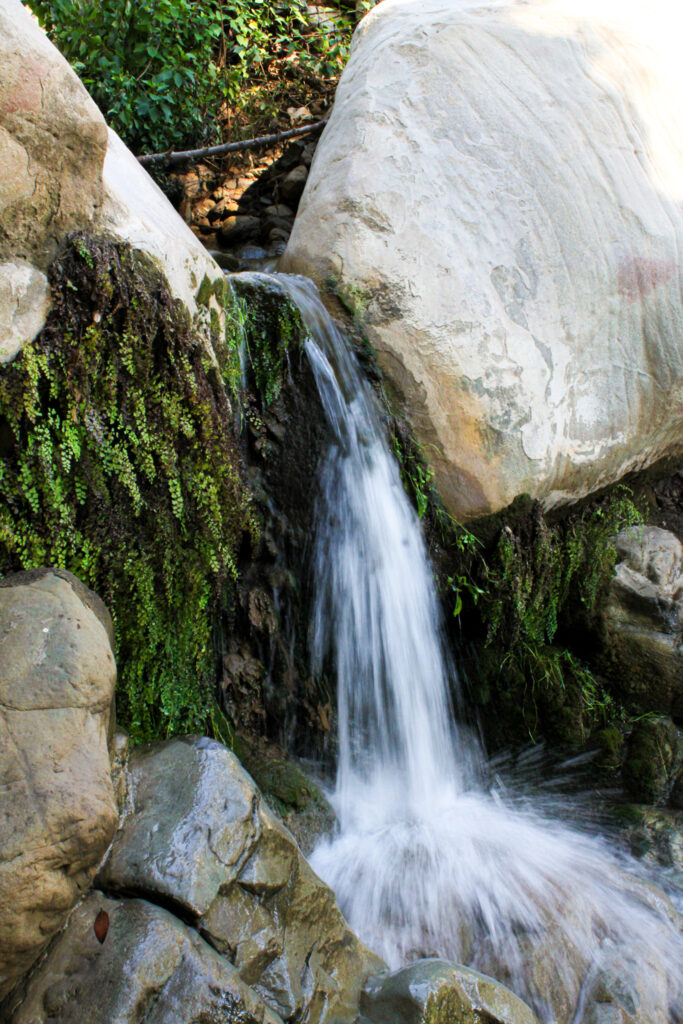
left=0, top=235, right=305, bottom=742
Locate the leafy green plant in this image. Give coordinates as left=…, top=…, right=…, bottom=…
left=0, top=235, right=259, bottom=741
left=28, top=0, right=231, bottom=153
left=26, top=0, right=375, bottom=154
left=476, top=487, right=643, bottom=743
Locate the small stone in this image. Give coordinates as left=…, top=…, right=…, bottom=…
left=209, top=197, right=240, bottom=222
left=192, top=197, right=216, bottom=221
left=264, top=204, right=294, bottom=220
left=218, top=215, right=261, bottom=245
left=280, top=165, right=309, bottom=205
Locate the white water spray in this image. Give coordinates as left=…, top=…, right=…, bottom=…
left=276, top=274, right=683, bottom=1023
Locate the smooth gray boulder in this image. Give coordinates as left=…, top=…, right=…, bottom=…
left=97, top=736, right=383, bottom=1023
left=599, top=526, right=683, bottom=715
left=284, top=0, right=683, bottom=521
left=360, top=959, right=539, bottom=1024
left=0, top=569, right=118, bottom=1001
left=3, top=891, right=284, bottom=1024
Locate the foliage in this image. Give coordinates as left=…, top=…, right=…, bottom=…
left=482, top=488, right=643, bottom=650
left=28, top=0, right=229, bottom=153
left=26, top=0, right=374, bottom=154
left=0, top=235, right=258, bottom=741
left=473, top=488, right=644, bottom=743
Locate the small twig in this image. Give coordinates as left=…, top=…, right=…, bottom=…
left=137, top=119, right=328, bottom=168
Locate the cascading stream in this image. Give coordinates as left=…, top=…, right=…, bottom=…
left=274, top=273, right=683, bottom=1023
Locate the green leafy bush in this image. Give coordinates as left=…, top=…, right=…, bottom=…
left=25, top=0, right=373, bottom=154
left=28, top=0, right=229, bottom=153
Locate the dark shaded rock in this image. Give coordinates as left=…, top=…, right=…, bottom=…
left=622, top=716, right=679, bottom=803
left=219, top=215, right=262, bottom=244
left=598, top=527, right=683, bottom=716
left=280, top=165, right=309, bottom=205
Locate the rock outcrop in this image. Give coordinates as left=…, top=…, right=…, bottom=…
left=0, top=0, right=226, bottom=364
left=4, top=892, right=284, bottom=1024
left=96, top=736, right=383, bottom=1023
left=599, top=526, right=683, bottom=717
left=283, top=0, right=683, bottom=520
left=0, top=569, right=119, bottom=1000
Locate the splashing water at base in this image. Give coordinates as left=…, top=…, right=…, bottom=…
left=273, top=273, right=683, bottom=1023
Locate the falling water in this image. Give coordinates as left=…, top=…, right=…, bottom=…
left=272, top=273, right=683, bottom=1023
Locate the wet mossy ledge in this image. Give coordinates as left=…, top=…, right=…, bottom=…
left=0, top=234, right=306, bottom=743
left=388, top=420, right=650, bottom=752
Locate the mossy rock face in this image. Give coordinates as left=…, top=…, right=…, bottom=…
left=622, top=716, right=679, bottom=803
left=0, top=236, right=309, bottom=743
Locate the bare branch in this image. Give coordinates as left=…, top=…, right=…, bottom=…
left=137, top=119, right=328, bottom=168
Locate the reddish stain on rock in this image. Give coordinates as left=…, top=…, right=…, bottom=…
left=93, top=909, right=109, bottom=944
left=618, top=255, right=674, bottom=301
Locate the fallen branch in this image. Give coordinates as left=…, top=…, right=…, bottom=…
left=137, top=119, right=328, bottom=168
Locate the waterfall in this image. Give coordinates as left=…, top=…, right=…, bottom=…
left=272, top=274, right=683, bottom=1023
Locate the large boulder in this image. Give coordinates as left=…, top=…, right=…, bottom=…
left=97, top=736, right=382, bottom=1023
left=4, top=891, right=284, bottom=1024
left=0, top=0, right=227, bottom=364
left=0, top=569, right=118, bottom=1001
left=283, top=0, right=683, bottom=520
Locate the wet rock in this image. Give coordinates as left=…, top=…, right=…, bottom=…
left=280, top=165, right=308, bottom=205
left=3, top=892, right=284, bottom=1024
left=622, top=716, right=679, bottom=803
left=671, top=770, right=683, bottom=809
left=360, top=959, right=540, bottom=1024
left=577, top=944, right=672, bottom=1024
left=619, top=805, right=683, bottom=878
left=599, top=527, right=683, bottom=716
left=0, top=569, right=118, bottom=1001
left=97, top=737, right=381, bottom=1023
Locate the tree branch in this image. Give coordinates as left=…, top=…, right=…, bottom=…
left=136, top=119, right=328, bottom=168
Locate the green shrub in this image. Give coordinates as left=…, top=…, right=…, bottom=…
left=27, top=0, right=229, bottom=153
left=25, top=0, right=374, bottom=154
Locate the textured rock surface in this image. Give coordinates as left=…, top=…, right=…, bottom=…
left=0, top=0, right=226, bottom=365
left=4, top=892, right=284, bottom=1024
left=284, top=0, right=683, bottom=520
left=0, top=260, right=51, bottom=363
left=0, top=569, right=118, bottom=1001
left=599, top=526, right=683, bottom=715
left=0, top=0, right=107, bottom=266
left=98, top=736, right=382, bottom=1023
left=622, top=716, right=680, bottom=803
left=360, top=959, right=540, bottom=1024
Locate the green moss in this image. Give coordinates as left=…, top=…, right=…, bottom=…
left=0, top=234, right=261, bottom=742
left=424, top=988, right=482, bottom=1024
left=229, top=276, right=306, bottom=409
